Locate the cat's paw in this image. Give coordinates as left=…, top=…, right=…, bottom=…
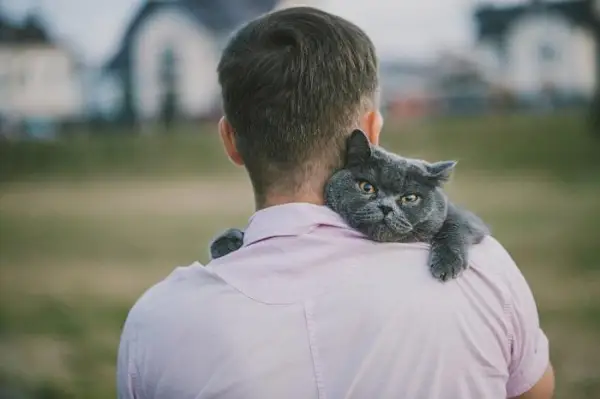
left=429, top=244, right=468, bottom=282
left=210, top=228, right=245, bottom=259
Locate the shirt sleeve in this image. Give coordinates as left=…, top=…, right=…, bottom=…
left=501, top=248, right=550, bottom=398
left=117, top=318, right=142, bottom=399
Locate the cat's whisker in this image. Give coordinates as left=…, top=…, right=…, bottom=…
left=385, top=216, right=413, bottom=235
left=353, top=207, right=383, bottom=223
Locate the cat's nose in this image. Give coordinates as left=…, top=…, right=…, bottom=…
left=379, top=204, right=393, bottom=215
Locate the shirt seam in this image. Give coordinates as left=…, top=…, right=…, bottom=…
left=304, top=300, right=327, bottom=399
left=119, top=319, right=143, bottom=399
left=209, top=237, right=432, bottom=306
left=506, top=350, right=550, bottom=398
left=469, top=252, right=514, bottom=364
left=132, top=321, right=146, bottom=399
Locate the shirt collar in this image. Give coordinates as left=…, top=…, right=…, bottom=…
left=243, top=203, right=350, bottom=246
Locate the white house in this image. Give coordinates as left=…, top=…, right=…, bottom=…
left=0, top=15, right=82, bottom=130
left=104, top=0, right=318, bottom=123
left=473, top=0, right=598, bottom=105
left=379, top=60, right=435, bottom=104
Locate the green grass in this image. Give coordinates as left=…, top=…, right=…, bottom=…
left=1, top=111, right=598, bottom=182
left=0, top=125, right=230, bottom=181
left=0, top=112, right=599, bottom=398
left=382, top=111, right=600, bottom=182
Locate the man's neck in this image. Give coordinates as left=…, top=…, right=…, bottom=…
left=255, top=190, right=324, bottom=211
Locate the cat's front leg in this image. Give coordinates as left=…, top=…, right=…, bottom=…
left=428, top=213, right=469, bottom=282
left=429, top=203, right=489, bottom=281
left=209, top=228, right=245, bottom=260
left=429, top=237, right=468, bottom=282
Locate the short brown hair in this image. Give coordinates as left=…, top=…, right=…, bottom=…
left=218, top=7, right=379, bottom=200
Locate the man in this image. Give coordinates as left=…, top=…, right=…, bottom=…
left=117, top=7, right=554, bottom=399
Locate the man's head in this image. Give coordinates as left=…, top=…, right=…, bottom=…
left=217, top=6, right=382, bottom=208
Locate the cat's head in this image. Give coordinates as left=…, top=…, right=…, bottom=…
left=325, top=130, right=456, bottom=242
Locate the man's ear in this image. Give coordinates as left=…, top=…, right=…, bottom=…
left=425, top=160, right=457, bottom=183
left=360, top=109, right=383, bottom=146
left=346, top=129, right=372, bottom=166
left=219, top=117, right=244, bottom=166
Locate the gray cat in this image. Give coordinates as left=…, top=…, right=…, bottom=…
left=209, top=130, right=489, bottom=281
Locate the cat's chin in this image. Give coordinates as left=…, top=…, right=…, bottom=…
left=364, top=223, right=412, bottom=243
left=384, top=217, right=413, bottom=235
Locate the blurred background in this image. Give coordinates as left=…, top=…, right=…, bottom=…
left=0, top=0, right=599, bottom=397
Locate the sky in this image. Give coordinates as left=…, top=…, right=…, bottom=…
left=0, top=0, right=529, bottom=66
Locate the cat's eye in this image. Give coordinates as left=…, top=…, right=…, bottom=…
left=400, top=194, right=420, bottom=204
left=358, top=180, right=376, bottom=194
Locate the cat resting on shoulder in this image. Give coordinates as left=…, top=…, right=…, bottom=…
left=209, top=130, right=489, bottom=282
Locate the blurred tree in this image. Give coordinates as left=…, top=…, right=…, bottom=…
left=159, top=47, right=178, bottom=131
left=592, top=86, right=600, bottom=135
left=120, top=69, right=136, bottom=129
left=590, top=0, right=600, bottom=134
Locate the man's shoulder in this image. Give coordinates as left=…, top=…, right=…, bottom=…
left=365, top=235, right=528, bottom=304
left=457, top=235, right=535, bottom=316
left=123, top=262, right=226, bottom=328
left=469, top=235, right=523, bottom=279
left=353, top=234, right=518, bottom=275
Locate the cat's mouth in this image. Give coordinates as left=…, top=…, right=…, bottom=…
left=383, top=215, right=413, bottom=235
left=367, top=218, right=413, bottom=242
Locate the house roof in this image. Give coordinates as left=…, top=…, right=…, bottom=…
left=105, top=0, right=278, bottom=71
left=0, top=14, right=52, bottom=45
left=379, top=60, right=435, bottom=78
left=474, top=0, right=599, bottom=42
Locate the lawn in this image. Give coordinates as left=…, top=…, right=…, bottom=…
left=0, top=112, right=599, bottom=398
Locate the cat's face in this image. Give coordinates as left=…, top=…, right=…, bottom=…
left=324, top=130, right=456, bottom=242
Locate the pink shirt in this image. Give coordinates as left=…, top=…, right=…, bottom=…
left=117, top=203, right=549, bottom=399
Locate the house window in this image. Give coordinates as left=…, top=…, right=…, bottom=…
left=158, top=46, right=179, bottom=125
left=0, top=75, right=7, bottom=105
left=18, top=69, right=28, bottom=87
left=159, top=47, right=177, bottom=84
left=538, top=42, right=558, bottom=63
left=0, top=71, right=7, bottom=88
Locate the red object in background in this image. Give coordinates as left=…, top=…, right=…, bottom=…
left=387, top=95, right=432, bottom=120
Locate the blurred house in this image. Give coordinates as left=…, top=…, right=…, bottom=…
left=429, top=52, right=491, bottom=115
left=103, top=0, right=315, bottom=125
left=380, top=54, right=492, bottom=120
left=0, top=15, right=82, bottom=137
left=474, top=0, right=599, bottom=108
left=379, top=60, right=435, bottom=120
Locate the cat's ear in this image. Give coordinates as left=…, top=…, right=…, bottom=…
left=425, top=160, right=457, bottom=184
left=346, top=129, right=372, bottom=166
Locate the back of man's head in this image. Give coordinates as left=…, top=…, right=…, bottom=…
left=218, top=6, right=379, bottom=204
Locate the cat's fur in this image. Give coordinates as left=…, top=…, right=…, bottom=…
left=209, top=130, right=489, bottom=281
